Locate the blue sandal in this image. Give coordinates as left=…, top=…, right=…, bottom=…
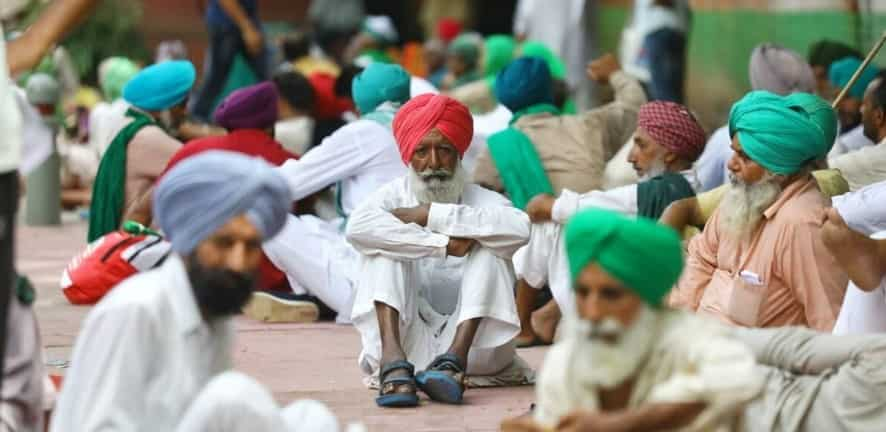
left=376, top=360, right=420, bottom=408
left=415, top=353, right=466, bottom=404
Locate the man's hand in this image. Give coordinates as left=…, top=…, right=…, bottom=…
left=556, top=411, right=628, bottom=432
left=526, top=194, right=556, bottom=223
left=391, top=204, right=431, bottom=227
left=447, top=237, right=475, bottom=257
left=242, top=25, right=264, bottom=57
left=586, top=53, right=621, bottom=84
left=500, top=415, right=546, bottom=432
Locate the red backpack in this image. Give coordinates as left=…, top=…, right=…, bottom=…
left=61, top=223, right=171, bottom=305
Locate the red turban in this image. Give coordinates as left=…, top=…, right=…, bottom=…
left=437, top=18, right=462, bottom=44
left=392, top=94, right=473, bottom=164
left=637, top=101, right=706, bottom=162
left=308, top=72, right=354, bottom=120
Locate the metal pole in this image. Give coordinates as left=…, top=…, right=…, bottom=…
left=24, top=123, right=61, bottom=226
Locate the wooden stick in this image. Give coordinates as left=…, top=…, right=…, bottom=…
left=832, top=30, right=886, bottom=108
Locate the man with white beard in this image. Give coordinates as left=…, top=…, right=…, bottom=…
left=346, top=94, right=531, bottom=408
left=671, top=91, right=847, bottom=331
left=501, top=209, right=761, bottom=432
left=511, top=100, right=707, bottom=346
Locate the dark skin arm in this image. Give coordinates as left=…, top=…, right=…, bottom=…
left=556, top=402, right=706, bottom=432
left=390, top=204, right=475, bottom=257
left=659, top=196, right=704, bottom=232
left=122, top=186, right=154, bottom=227
left=7, top=0, right=100, bottom=75
left=525, top=193, right=556, bottom=223
left=217, top=0, right=263, bottom=56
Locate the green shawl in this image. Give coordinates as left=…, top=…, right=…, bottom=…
left=487, top=103, right=559, bottom=209
left=636, top=172, right=696, bottom=220
left=87, top=109, right=156, bottom=242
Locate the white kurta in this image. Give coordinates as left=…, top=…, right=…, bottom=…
left=829, top=136, right=886, bottom=192
left=264, top=119, right=407, bottom=319
left=0, top=22, right=23, bottom=174
left=345, top=177, right=530, bottom=379
left=695, top=124, right=731, bottom=192
left=535, top=310, right=761, bottom=430
left=50, top=256, right=233, bottom=432
left=88, top=99, right=129, bottom=157
left=831, top=180, right=886, bottom=334
left=828, top=124, right=875, bottom=158
left=515, top=169, right=701, bottom=313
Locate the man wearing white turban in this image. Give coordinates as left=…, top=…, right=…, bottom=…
left=51, top=152, right=339, bottom=431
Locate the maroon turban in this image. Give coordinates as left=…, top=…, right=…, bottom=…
left=392, top=94, right=473, bottom=164
left=213, top=81, right=279, bottom=130
left=637, top=101, right=706, bottom=162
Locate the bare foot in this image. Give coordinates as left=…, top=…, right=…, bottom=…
left=822, top=208, right=883, bottom=290
left=531, top=300, right=561, bottom=344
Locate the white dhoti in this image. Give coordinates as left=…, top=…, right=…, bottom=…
left=513, top=222, right=575, bottom=315
left=176, top=371, right=341, bottom=432
left=351, top=246, right=525, bottom=384
left=263, top=214, right=357, bottom=322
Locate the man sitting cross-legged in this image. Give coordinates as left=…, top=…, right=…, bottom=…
left=346, top=94, right=531, bottom=408
left=502, top=209, right=762, bottom=432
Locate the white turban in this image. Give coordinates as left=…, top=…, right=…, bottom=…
left=153, top=151, right=292, bottom=254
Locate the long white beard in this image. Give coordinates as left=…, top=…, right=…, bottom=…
left=720, top=172, right=783, bottom=238
left=564, top=305, right=659, bottom=390
left=408, top=162, right=467, bottom=204
left=638, top=158, right=668, bottom=182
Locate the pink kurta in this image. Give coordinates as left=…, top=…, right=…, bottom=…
left=671, top=177, right=847, bottom=331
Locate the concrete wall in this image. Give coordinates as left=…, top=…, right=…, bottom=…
left=597, top=0, right=886, bottom=130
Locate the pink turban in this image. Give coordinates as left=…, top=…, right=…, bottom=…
left=637, top=101, right=707, bottom=162
left=392, top=94, right=473, bottom=164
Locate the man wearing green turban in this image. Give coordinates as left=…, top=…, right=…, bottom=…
left=671, top=91, right=847, bottom=331
left=828, top=56, right=880, bottom=135
left=501, top=208, right=761, bottom=432
left=443, top=34, right=482, bottom=90
left=830, top=73, right=886, bottom=191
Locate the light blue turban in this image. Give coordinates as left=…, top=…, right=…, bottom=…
left=153, top=151, right=292, bottom=254
left=828, top=56, right=880, bottom=100
left=351, top=62, right=411, bottom=114
left=728, top=90, right=827, bottom=175
left=494, top=57, right=553, bottom=112
left=123, top=60, right=196, bottom=111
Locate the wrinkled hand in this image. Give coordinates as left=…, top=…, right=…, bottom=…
left=556, top=410, right=628, bottom=432
left=526, top=194, right=556, bottom=223
left=447, top=237, right=476, bottom=257
left=500, top=416, right=546, bottom=432
left=242, top=25, right=264, bottom=57
left=391, top=204, right=431, bottom=227
left=586, top=53, right=621, bottom=84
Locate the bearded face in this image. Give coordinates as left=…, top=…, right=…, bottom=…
left=720, top=171, right=784, bottom=238
left=408, top=160, right=467, bottom=204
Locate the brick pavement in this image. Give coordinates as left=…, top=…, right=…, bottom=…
left=15, top=219, right=547, bottom=431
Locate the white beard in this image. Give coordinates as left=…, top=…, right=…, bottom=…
left=638, top=158, right=668, bottom=182
left=408, top=162, right=467, bottom=204
left=564, top=305, right=659, bottom=390
left=720, top=172, right=783, bottom=238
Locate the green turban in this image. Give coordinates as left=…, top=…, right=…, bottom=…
left=828, top=56, right=879, bottom=100
left=784, top=92, right=838, bottom=150
left=565, top=209, right=683, bottom=307
left=483, top=34, right=516, bottom=77
left=728, top=91, right=827, bottom=175
left=519, top=41, right=566, bottom=80
left=99, top=57, right=140, bottom=101
left=448, top=34, right=480, bottom=68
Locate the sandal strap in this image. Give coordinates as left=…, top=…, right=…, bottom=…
left=427, top=353, right=465, bottom=374
left=380, top=359, right=415, bottom=382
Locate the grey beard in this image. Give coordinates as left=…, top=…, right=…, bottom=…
left=408, top=162, right=467, bottom=204
left=638, top=158, right=668, bottom=182
left=720, top=172, right=783, bottom=238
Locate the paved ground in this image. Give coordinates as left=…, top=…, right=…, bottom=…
left=15, top=218, right=546, bottom=431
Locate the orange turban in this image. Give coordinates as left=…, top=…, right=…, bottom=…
left=392, top=94, right=473, bottom=164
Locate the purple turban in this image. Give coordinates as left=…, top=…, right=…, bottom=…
left=213, top=82, right=279, bottom=130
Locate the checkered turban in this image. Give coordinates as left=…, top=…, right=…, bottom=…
left=637, top=101, right=707, bottom=162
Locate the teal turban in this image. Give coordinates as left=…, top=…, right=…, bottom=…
left=828, top=57, right=880, bottom=99
left=728, top=91, right=827, bottom=175
left=123, top=60, right=196, bottom=111
left=483, top=35, right=516, bottom=77
left=154, top=151, right=292, bottom=254
left=99, top=57, right=140, bottom=101
left=565, top=209, right=683, bottom=307
left=351, top=62, right=411, bottom=114
left=448, top=34, right=480, bottom=68
left=784, top=92, right=838, bottom=149
left=494, top=57, right=553, bottom=112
